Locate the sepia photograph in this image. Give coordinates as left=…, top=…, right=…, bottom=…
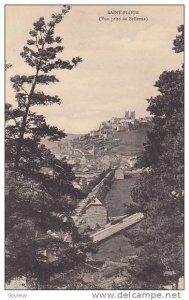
left=5, top=4, right=184, bottom=291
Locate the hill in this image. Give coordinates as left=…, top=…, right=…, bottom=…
left=41, top=134, right=82, bottom=158
left=71, top=123, right=150, bottom=157
left=42, top=121, right=151, bottom=160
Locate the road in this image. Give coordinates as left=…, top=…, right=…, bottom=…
left=90, top=213, right=144, bottom=243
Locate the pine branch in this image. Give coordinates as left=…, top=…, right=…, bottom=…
left=10, top=6, right=82, bottom=168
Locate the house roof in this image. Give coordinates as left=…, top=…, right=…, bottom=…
left=85, top=197, right=103, bottom=209
left=39, top=167, right=53, bottom=174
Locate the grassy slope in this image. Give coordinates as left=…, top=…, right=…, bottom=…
left=71, top=124, right=150, bottom=157
left=93, top=176, right=141, bottom=262
left=109, top=128, right=148, bottom=155
left=42, top=123, right=150, bottom=158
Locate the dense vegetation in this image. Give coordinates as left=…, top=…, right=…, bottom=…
left=5, top=6, right=91, bottom=289
left=124, top=25, right=184, bottom=289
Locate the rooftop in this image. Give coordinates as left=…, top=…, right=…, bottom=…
left=86, top=197, right=103, bottom=209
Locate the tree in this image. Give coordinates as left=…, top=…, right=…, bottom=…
left=124, top=25, right=184, bottom=289
left=5, top=6, right=92, bottom=289
left=5, top=5, right=82, bottom=168
left=5, top=164, right=91, bottom=288
left=5, top=62, right=12, bottom=70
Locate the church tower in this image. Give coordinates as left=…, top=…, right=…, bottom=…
left=130, top=111, right=135, bottom=120
left=125, top=111, right=130, bottom=119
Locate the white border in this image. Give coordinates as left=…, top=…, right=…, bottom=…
left=1, top=1, right=188, bottom=299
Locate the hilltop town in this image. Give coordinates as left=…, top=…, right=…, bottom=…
left=5, top=8, right=184, bottom=290
left=43, top=111, right=151, bottom=193
left=41, top=111, right=151, bottom=234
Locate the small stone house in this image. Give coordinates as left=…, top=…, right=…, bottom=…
left=84, top=198, right=107, bottom=229
left=90, top=130, right=100, bottom=137
left=115, top=168, right=124, bottom=180
left=116, top=124, right=125, bottom=132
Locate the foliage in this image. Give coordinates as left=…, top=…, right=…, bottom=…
left=5, top=5, right=82, bottom=168
left=5, top=6, right=92, bottom=288
left=124, top=25, right=184, bottom=289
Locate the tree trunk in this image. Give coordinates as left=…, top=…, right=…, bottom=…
left=14, top=113, right=28, bottom=168
left=14, top=68, right=40, bottom=168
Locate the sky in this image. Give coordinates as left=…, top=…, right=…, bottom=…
left=5, top=5, right=184, bottom=134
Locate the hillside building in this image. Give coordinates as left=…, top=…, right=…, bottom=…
left=116, top=124, right=126, bottom=132
left=99, top=111, right=136, bottom=133
left=90, top=130, right=100, bottom=137
left=130, top=111, right=135, bottom=120
left=115, top=168, right=124, bottom=180
left=124, top=111, right=135, bottom=124
left=84, top=198, right=107, bottom=229
left=99, top=121, right=110, bottom=130
left=125, top=111, right=135, bottom=120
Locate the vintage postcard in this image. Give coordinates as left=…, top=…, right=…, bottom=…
left=4, top=4, right=184, bottom=293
